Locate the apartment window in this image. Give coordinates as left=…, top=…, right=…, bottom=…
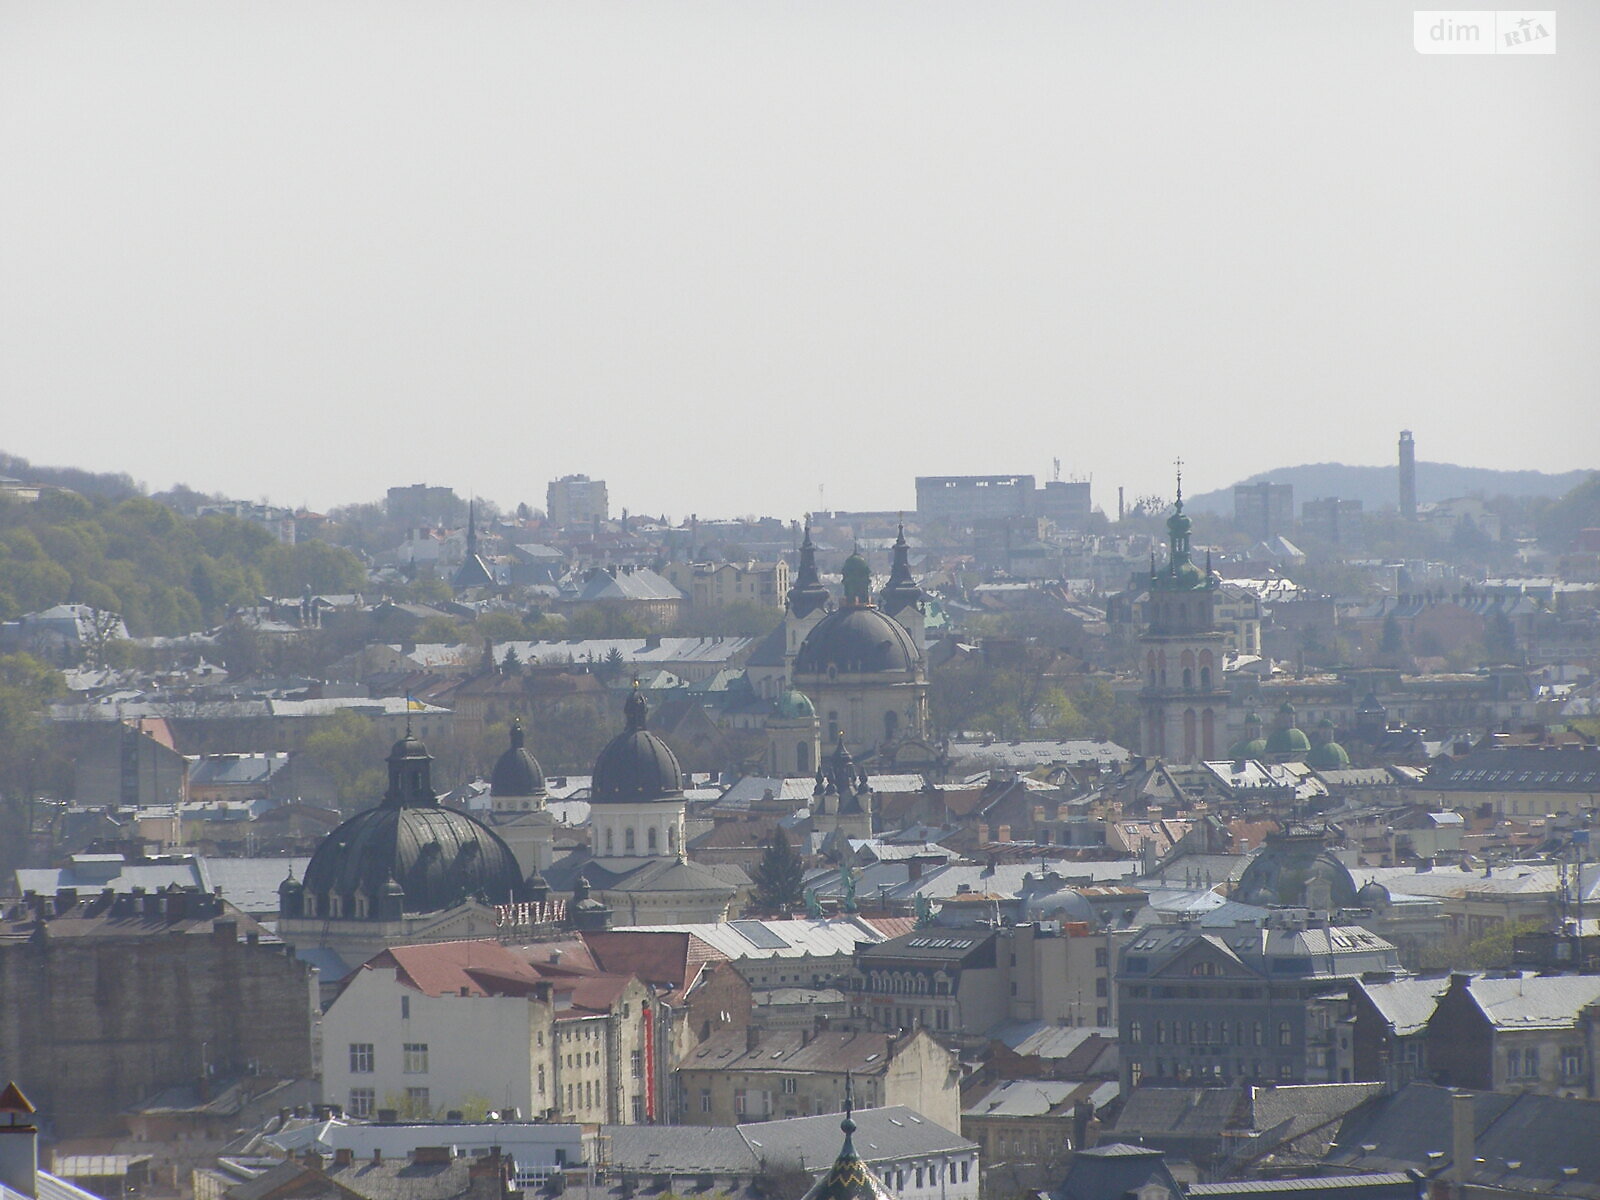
left=1094, top=948, right=1109, bottom=968
left=782, top=1077, right=797, bottom=1095
left=1253, top=1022, right=1265, bottom=1046
left=538, top=1067, right=546, bottom=1093
left=1277, top=1023, right=1292, bottom=1047
left=1155, top=1020, right=1166, bottom=1044
left=631, top=1051, right=643, bottom=1079
left=1562, top=1047, right=1584, bottom=1077
left=915, top=1166, right=925, bottom=1188
left=632, top=1096, right=644, bottom=1122
left=348, top=1088, right=375, bottom=1118
left=403, top=1043, right=429, bottom=1074
left=566, top=1085, right=574, bottom=1110
left=401, top=995, right=410, bottom=1020
left=349, top=1043, right=374, bottom=1074
left=701, top=1089, right=712, bottom=1113
left=1129, top=1021, right=1143, bottom=1042
left=405, top=1087, right=430, bottom=1113
left=1095, top=977, right=1108, bottom=997
left=961, top=1161, right=970, bottom=1183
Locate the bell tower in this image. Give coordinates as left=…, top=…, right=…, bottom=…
left=1139, top=465, right=1229, bottom=763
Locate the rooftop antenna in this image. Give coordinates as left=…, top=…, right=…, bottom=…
left=1053, top=457, right=1061, bottom=482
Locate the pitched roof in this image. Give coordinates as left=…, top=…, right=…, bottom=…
left=682, top=1029, right=901, bottom=1077
left=1328, top=1083, right=1600, bottom=1196
left=373, top=940, right=544, bottom=997
left=1459, top=972, right=1600, bottom=1031
left=1352, top=976, right=1452, bottom=1037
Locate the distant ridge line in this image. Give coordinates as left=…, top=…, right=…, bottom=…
left=1183, top=461, right=1594, bottom=515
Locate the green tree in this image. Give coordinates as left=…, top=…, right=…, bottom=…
left=1484, top=610, right=1519, bottom=664
left=0, top=653, right=69, bottom=879
left=302, top=710, right=391, bottom=810
left=565, top=603, right=650, bottom=639
left=752, top=827, right=805, bottom=913
left=1467, top=919, right=1541, bottom=970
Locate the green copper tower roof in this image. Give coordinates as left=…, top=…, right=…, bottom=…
left=1151, top=465, right=1211, bottom=593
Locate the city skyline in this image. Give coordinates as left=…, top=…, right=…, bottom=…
left=2, top=1, right=1596, bottom=518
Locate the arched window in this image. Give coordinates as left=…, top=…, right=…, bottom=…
left=647, top=827, right=658, bottom=853
left=1200, top=666, right=1212, bottom=690
left=667, top=825, right=677, bottom=851
left=798, top=742, right=811, bottom=774
left=1184, top=708, right=1198, bottom=759
left=1183, top=668, right=1193, bottom=691
left=625, top=827, right=636, bottom=853
left=884, top=710, right=899, bottom=741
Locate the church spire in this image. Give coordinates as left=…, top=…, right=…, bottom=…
left=788, top=517, right=830, bottom=618
left=879, top=520, right=923, bottom=615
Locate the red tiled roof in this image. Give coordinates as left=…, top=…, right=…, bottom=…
left=582, top=930, right=730, bottom=991
left=374, top=940, right=543, bottom=997
left=559, top=973, right=634, bottom=1018
left=862, top=917, right=916, bottom=939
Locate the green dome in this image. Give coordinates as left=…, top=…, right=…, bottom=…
left=1264, top=727, right=1312, bottom=758
left=1167, top=508, right=1193, bottom=540
left=1306, top=739, right=1351, bottom=769
left=1229, top=736, right=1269, bottom=760
left=776, top=687, right=816, bottom=720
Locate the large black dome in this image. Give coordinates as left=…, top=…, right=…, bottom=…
left=591, top=688, right=683, bottom=804
left=301, top=733, right=526, bottom=914
left=490, top=719, right=546, bottom=797
left=1236, top=824, right=1357, bottom=909
left=794, top=605, right=918, bottom=675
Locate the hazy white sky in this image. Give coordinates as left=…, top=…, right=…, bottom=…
left=2, top=2, right=1595, bottom=520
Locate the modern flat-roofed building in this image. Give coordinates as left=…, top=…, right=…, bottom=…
left=547, top=475, right=609, bottom=528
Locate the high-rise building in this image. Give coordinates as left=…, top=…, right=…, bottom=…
left=914, top=474, right=1092, bottom=532
left=1398, top=430, right=1417, bottom=519
left=1301, top=497, right=1364, bottom=547
left=386, top=483, right=460, bottom=526
left=546, top=474, right=609, bottom=528
left=1232, top=481, right=1294, bottom=540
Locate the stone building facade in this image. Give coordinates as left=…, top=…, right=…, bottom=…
left=0, top=890, right=314, bottom=1136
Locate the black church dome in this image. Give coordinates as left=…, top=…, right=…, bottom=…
left=591, top=687, right=684, bottom=804
left=490, top=719, right=546, bottom=797
left=794, top=606, right=918, bottom=676
left=301, top=733, right=526, bottom=915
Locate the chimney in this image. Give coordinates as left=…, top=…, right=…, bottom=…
left=0, top=1082, right=40, bottom=1200
left=372, top=1149, right=383, bottom=1165
left=1449, top=1090, right=1476, bottom=1185
left=302, top=1150, right=323, bottom=1171
left=333, top=1149, right=354, bottom=1168
left=469, top=1149, right=504, bottom=1182
left=412, top=1147, right=452, bottom=1166
left=997, top=825, right=1011, bottom=843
